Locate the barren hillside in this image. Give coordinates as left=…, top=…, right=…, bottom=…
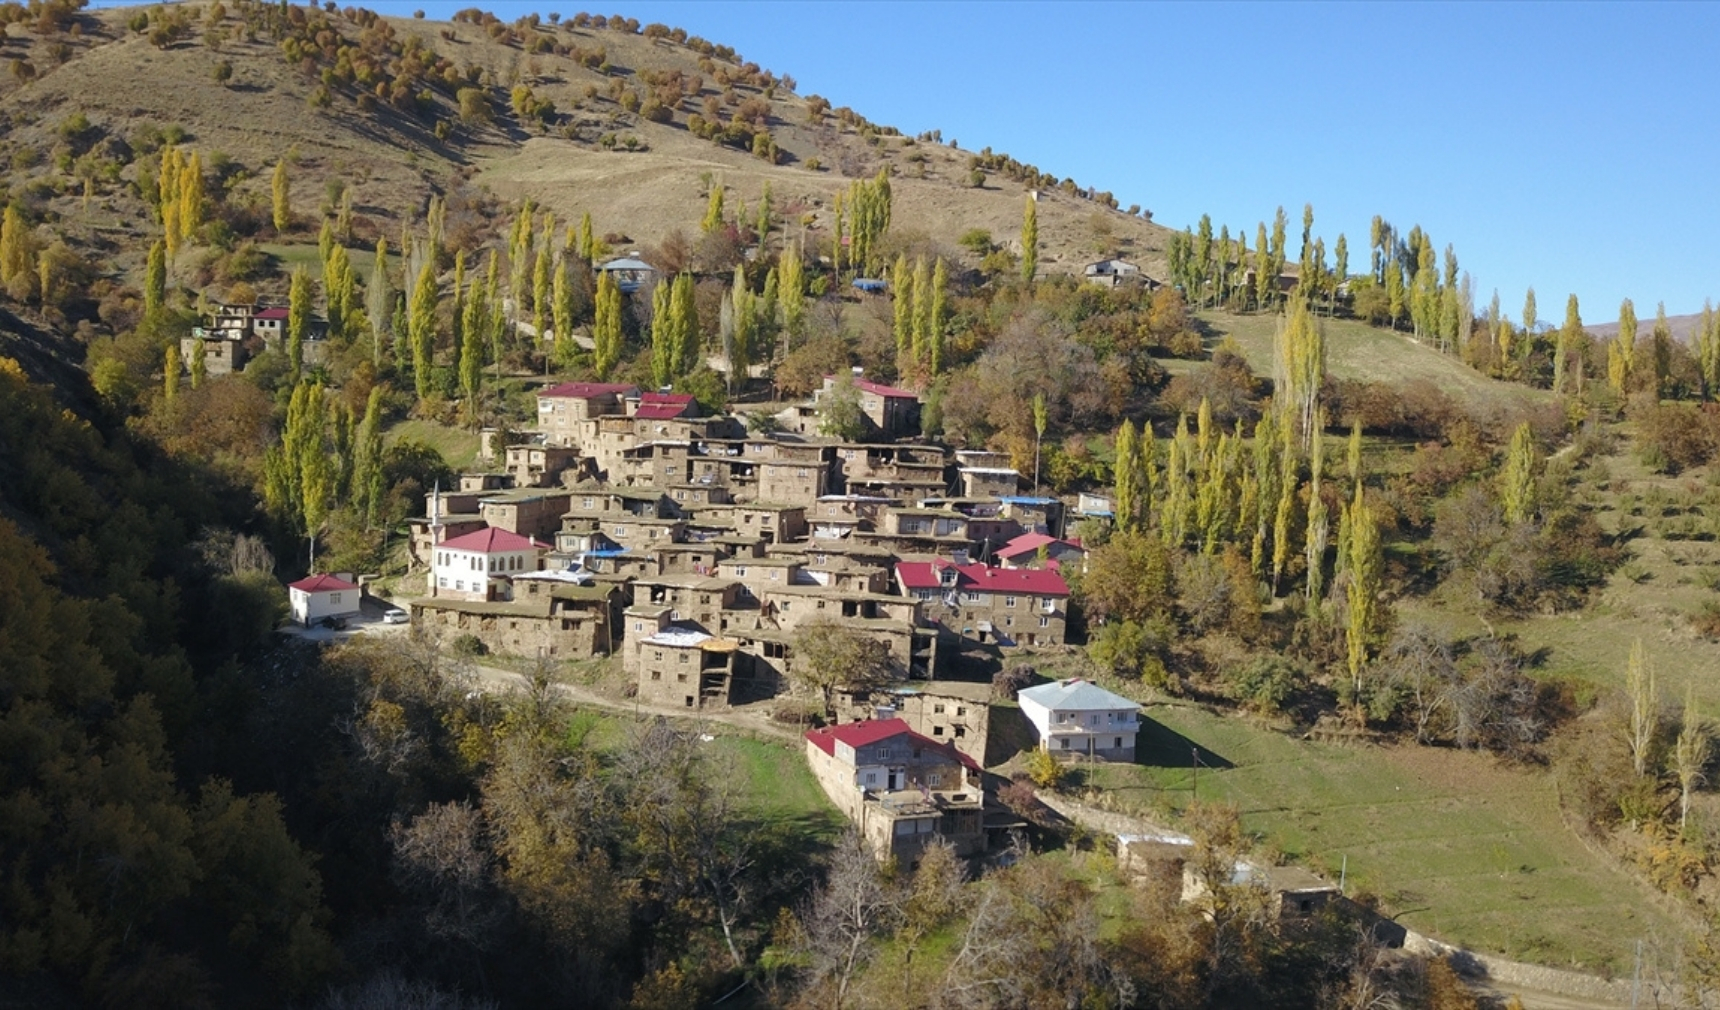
left=0, top=4, right=1169, bottom=284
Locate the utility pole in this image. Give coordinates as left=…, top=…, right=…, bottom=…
left=1191, top=745, right=1198, bottom=799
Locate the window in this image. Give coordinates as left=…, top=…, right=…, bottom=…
left=963, top=592, right=981, bottom=604
left=437, top=577, right=448, bottom=588
left=677, top=673, right=687, bottom=683
left=734, top=567, right=747, bottom=577
left=863, top=772, right=877, bottom=785
left=455, top=581, right=465, bottom=592
left=1114, top=737, right=1123, bottom=748
left=932, top=726, right=944, bottom=736
left=614, top=525, right=627, bottom=536
left=1004, top=616, right=1013, bottom=627
left=956, top=707, right=967, bottom=716
left=933, top=703, right=945, bottom=714
left=651, top=671, right=661, bottom=681
left=1059, top=738, right=1070, bottom=750
left=954, top=726, right=966, bottom=738
left=1039, top=616, right=1050, bottom=628
left=1004, top=596, right=1017, bottom=608
left=928, top=773, right=942, bottom=787
left=877, top=747, right=891, bottom=759
left=1041, top=599, right=1056, bottom=613
left=677, top=652, right=688, bottom=663
left=329, top=593, right=341, bottom=604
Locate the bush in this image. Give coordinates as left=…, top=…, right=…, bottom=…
left=1025, top=748, right=1066, bottom=790
left=1229, top=656, right=1303, bottom=715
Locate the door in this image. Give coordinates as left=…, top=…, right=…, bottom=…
left=887, top=769, right=902, bottom=791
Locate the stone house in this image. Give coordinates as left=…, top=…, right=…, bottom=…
left=803, top=719, right=985, bottom=863
left=1083, top=258, right=1143, bottom=288
left=479, top=488, right=573, bottom=541
left=894, top=561, right=1070, bottom=648
left=836, top=681, right=994, bottom=765
left=411, top=580, right=619, bottom=658
left=504, top=444, right=585, bottom=488
left=817, top=375, right=922, bottom=440
left=958, top=466, right=1021, bottom=499
left=631, top=573, right=745, bottom=632
left=1016, top=678, right=1142, bottom=761
left=757, top=459, right=828, bottom=504
left=536, top=381, right=639, bottom=447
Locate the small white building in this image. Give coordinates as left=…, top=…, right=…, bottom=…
left=1016, top=678, right=1141, bottom=761
left=288, top=573, right=362, bottom=627
left=430, top=526, right=547, bottom=602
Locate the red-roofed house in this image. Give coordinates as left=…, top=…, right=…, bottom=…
left=995, top=532, right=1087, bottom=572
left=430, top=526, right=547, bottom=602
left=633, top=391, right=699, bottom=421
left=818, top=373, right=921, bottom=439
left=536, top=382, right=640, bottom=445
left=804, top=718, right=985, bottom=861
left=288, top=572, right=361, bottom=627
left=895, top=561, right=1069, bottom=647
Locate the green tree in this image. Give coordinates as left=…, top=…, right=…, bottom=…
left=188, top=333, right=206, bottom=389
left=910, top=255, right=931, bottom=369
left=0, top=204, right=34, bottom=292
left=793, top=618, right=895, bottom=717
left=367, top=237, right=392, bottom=368
left=650, top=277, right=675, bottom=388
left=1344, top=484, right=1382, bottom=712
left=461, top=275, right=486, bottom=428
left=1701, top=299, right=1720, bottom=401
left=551, top=253, right=575, bottom=368
left=1612, top=297, right=1638, bottom=396
left=1556, top=293, right=1581, bottom=395
left=891, top=252, right=912, bottom=367
left=928, top=257, right=948, bottom=375
left=818, top=370, right=866, bottom=441
left=1625, top=638, right=1656, bottom=778
left=592, top=268, right=623, bottom=380
left=409, top=258, right=438, bottom=402
left=163, top=340, right=180, bottom=404
left=701, top=185, right=724, bottom=234
left=1499, top=422, right=1537, bottom=525
left=143, top=237, right=167, bottom=317
left=287, top=265, right=310, bottom=379
left=1676, top=686, right=1710, bottom=832
left=1114, top=419, right=1139, bottom=531
left=1020, top=193, right=1038, bottom=284
left=271, top=158, right=290, bottom=232
left=778, top=239, right=805, bottom=345
left=1653, top=301, right=1673, bottom=397
left=1032, top=391, right=1048, bottom=492
left=672, top=271, right=699, bottom=378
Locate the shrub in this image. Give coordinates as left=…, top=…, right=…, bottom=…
left=1025, top=748, right=1066, bottom=790
left=1229, top=656, right=1303, bottom=715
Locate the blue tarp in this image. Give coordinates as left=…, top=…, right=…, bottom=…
left=851, top=278, right=887, bottom=293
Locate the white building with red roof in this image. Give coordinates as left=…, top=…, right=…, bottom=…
left=803, top=718, right=986, bottom=861
left=430, top=527, right=548, bottom=602
left=287, top=572, right=361, bottom=627
left=895, top=560, right=1070, bottom=647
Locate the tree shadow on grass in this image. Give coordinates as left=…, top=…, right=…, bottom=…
left=1136, top=717, right=1233, bottom=770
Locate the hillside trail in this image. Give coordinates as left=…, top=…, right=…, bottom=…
left=468, top=661, right=801, bottom=742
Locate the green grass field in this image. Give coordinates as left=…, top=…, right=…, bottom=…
left=1082, top=705, right=1682, bottom=973
left=385, top=417, right=481, bottom=470
left=1196, top=309, right=1548, bottom=418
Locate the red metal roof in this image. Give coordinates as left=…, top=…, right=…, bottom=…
left=857, top=379, right=917, bottom=399
left=438, top=527, right=545, bottom=553
left=539, top=381, right=639, bottom=399
left=288, top=573, right=359, bottom=593
left=805, top=718, right=981, bottom=771
left=255, top=307, right=290, bottom=320
left=634, top=393, right=695, bottom=420
left=996, top=533, right=1084, bottom=561
left=894, top=560, right=1069, bottom=596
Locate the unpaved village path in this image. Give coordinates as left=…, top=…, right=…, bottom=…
left=467, top=662, right=801, bottom=742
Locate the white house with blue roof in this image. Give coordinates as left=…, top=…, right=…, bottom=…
left=1016, top=678, right=1142, bottom=761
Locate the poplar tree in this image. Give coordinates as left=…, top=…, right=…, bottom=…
left=1653, top=302, right=1672, bottom=397
left=271, top=159, right=291, bottom=233
left=1114, top=420, right=1138, bottom=532
left=1699, top=300, right=1720, bottom=401
left=1500, top=422, right=1537, bottom=525
left=592, top=269, right=622, bottom=380
left=1032, top=392, right=1047, bottom=492
left=1555, top=294, right=1580, bottom=395
left=701, top=187, right=724, bottom=234
left=1344, top=483, right=1382, bottom=712
left=1304, top=420, right=1328, bottom=609
left=928, top=258, right=947, bottom=375
left=578, top=211, right=594, bottom=261
left=1522, top=287, right=1537, bottom=341
left=354, top=386, right=385, bottom=525
left=845, top=169, right=892, bottom=277
left=1676, top=686, right=1710, bottom=832
left=159, top=146, right=182, bottom=255
left=755, top=182, right=773, bottom=243
left=1251, top=411, right=1280, bottom=577
left=830, top=190, right=846, bottom=279
left=650, top=278, right=675, bottom=388
left=367, top=237, right=391, bottom=368
left=180, top=150, right=204, bottom=243
left=1020, top=194, right=1037, bottom=284
left=409, top=258, right=438, bottom=402
left=1273, top=300, right=1326, bottom=449
left=778, top=240, right=805, bottom=343
left=188, top=334, right=206, bottom=389
left=448, top=250, right=466, bottom=380
left=721, top=264, right=756, bottom=392
left=1252, top=222, right=1271, bottom=310
left=1271, top=423, right=1297, bottom=595
left=552, top=254, right=575, bottom=367
left=910, top=256, right=931, bottom=368
left=1610, top=298, right=1637, bottom=395
left=891, top=253, right=913, bottom=366
left=672, top=272, right=699, bottom=378
left=460, top=273, right=486, bottom=428
left=532, top=237, right=551, bottom=341
left=143, top=238, right=166, bottom=318
left=287, top=266, right=310, bottom=379
left=0, top=205, right=32, bottom=291
left=163, top=342, right=180, bottom=404
left=1625, top=639, right=1656, bottom=778
left=1385, top=263, right=1405, bottom=330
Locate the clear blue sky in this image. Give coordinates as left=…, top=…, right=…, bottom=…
left=388, top=4, right=1720, bottom=320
